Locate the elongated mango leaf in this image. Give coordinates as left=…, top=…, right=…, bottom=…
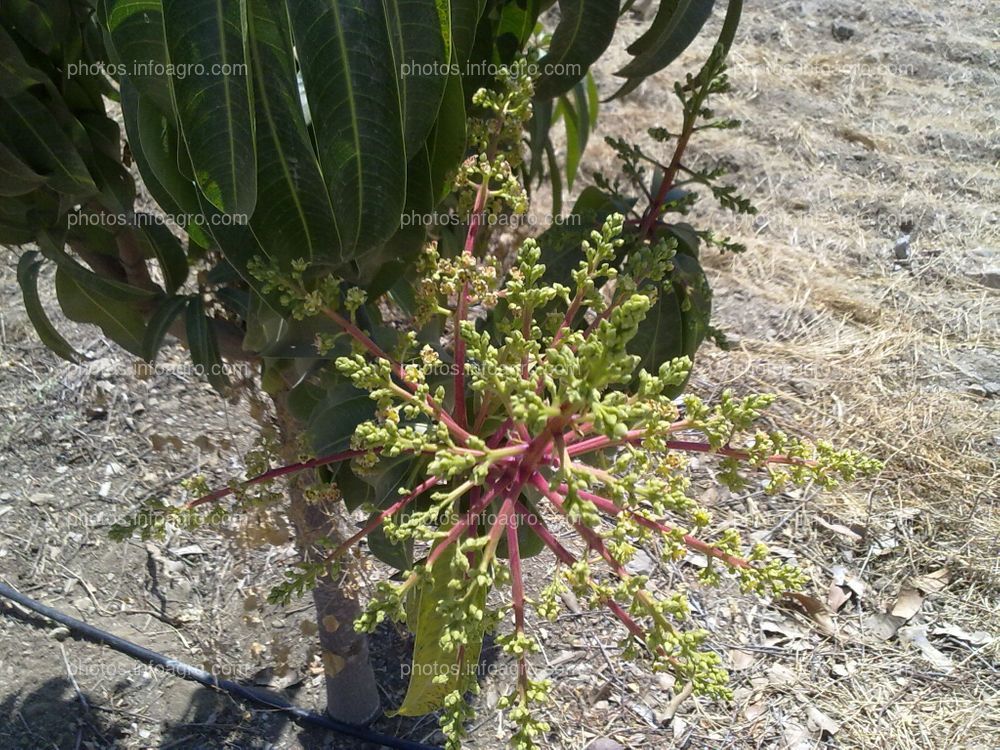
left=0, top=196, right=38, bottom=244
left=672, top=250, right=712, bottom=359
left=17, top=251, right=84, bottom=363
left=0, top=140, right=47, bottom=196
left=162, top=0, right=257, bottom=217
left=246, top=0, right=341, bottom=265
left=526, top=95, right=552, bottom=184
left=0, top=25, right=47, bottom=95
left=690, top=0, right=741, bottom=86
left=544, top=139, right=562, bottom=214
left=615, top=0, right=714, bottom=80
left=184, top=294, right=228, bottom=390
left=119, top=80, right=212, bottom=249
left=494, top=0, right=540, bottom=64
left=0, top=0, right=70, bottom=56
left=425, top=62, right=468, bottom=202
left=538, top=186, right=635, bottom=284
left=136, top=221, right=188, bottom=294
left=100, top=0, right=174, bottom=113
left=306, top=383, right=378, bottom=454
left=55, top=266, right=147, bottom=356
left=0, top=92, right=96, bottom=195
left=534, top=0, right=620, bottom=100
left=366, top=522, right=412, bottom=569
left=141, top=294, right=189, bottom=361
left=586, top=69, right=599, bottom=128
left=629, top=282, right=684, bottom=376
left=385, top=0, right=450, bottom=155
left=393, top=557, right=488, bottom=716
left=287, top=0, right=406, bottom=257
left=449, top=0, right=483, bottom=67
left=39, top=232, right=160, bottom=302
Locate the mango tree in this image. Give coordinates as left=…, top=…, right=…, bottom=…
left=2, top=0, right=879, bottom=745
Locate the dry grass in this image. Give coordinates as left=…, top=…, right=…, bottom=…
left=525, top=1, right=1000, bottom=748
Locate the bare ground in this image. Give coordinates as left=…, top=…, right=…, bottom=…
left=1, top=0, right=998, bottom=748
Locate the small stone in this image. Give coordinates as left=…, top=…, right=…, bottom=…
left=831, top=22, right=855, bottom=41
left=29, top=493, right=55, bottom=506
left=625, top=549, right=654, bottom=576
left=585, top=739, right=625, bottom=750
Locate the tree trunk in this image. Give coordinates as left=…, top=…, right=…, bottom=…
left=273, top=394, right=382, bottom=725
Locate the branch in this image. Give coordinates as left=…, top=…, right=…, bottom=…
left=184, top=448, right=369, bottom=509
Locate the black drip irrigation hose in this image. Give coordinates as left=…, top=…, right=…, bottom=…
left=0, top=582, right=441, bottom=750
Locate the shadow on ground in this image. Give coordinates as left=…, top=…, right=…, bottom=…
left=0, top=607, right=494, bottom=749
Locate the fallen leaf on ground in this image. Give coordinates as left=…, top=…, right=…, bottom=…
left=910, top=567, right=951, bottom=594
left=780, top=592, right=837, bottom=635
left=807, top=705, right=841, bottom=735
left=814, top=515, right=863, bottom=542
left=863, top=612, right=906, bottom=640
left=891, top=587, right=924, bottom=620
left=744, top=700, right=767, bottom=721
left=729, top=648, right=756, bottom=671
left=830, top=565, right=866, bottom=598
left=932, top=624, right=992, bottom=647
left=782, top=721, right=812, bottom=750
left=761, top=616, right=810, bottom=641
left=827, top=583, right=851, bottom=611
left=559, top=588, right=581, bottom=614
left=898, top=625, right=955, bottom=671
left=767, top=662, right=798, bottom=685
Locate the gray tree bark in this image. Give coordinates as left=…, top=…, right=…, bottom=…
left=274, top=394, right=381, bottom=725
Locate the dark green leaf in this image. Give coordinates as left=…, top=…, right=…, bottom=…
left=544, top=139, right=562, bottom=215
left=449, top=0, right=483, bottom=66
left=141, top=294, right=188, bottom=361
left=494, top=0, right=540, bottom=64
left=184, top=294, right=228, bottom=390
left=245, top=0, right=341, bottom=266
left=615, top=0, right=715, bottom=79
left=0, top=0, right=70, bottom=55
left=100, top=0, right=175, bottom=113
left=533, top=0, right=620, bottom=100
left=538, top=186, right=635, bottom=284
left=629, top=282, right=684, bottom=376
left=16, top=251, right=83, bottom=363
left=0, top=92, right=96, bottom=196
left=556, top=96, right=581, bottom=188
left=385, top=0, right=449, bottom=155
left=425, top=66, right=467, bottom=202
left=496, top=493, right=545, bottom=559
left=672, top=250, right=712, bottom=359
left=0, top=140, right=47, bottom=196
left=366, top=522, right=412, bottom=569
left=136, top=221, right=188, bottom=294
left=306, top=383, right=376, bottom=455
left=0, top=25, right=47, bottom=95
left=526, top=95, right=552, bottom=183
left=55, top=266, right=147, bottom=356
left=287, top=0, right=406, bottom=258
left=162, top=0, right=257, bottom=216
left=40, top=232, right=161, bottom=302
